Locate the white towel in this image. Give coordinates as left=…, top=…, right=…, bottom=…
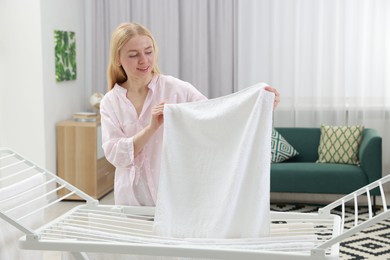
left=153, top=83, right=274, bottom=239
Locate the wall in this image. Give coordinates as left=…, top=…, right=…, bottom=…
left=41, top=0, right=86, bottom=172
left=0, top=0, right=45, bottom=166
left=0, top=0, right=86, bottom=173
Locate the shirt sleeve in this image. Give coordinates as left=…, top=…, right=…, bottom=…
left=185, top=83, right=208, bottom=102
left=189, top=89, right=208, bottom=102
left=100, top=96, right=135, bottom=168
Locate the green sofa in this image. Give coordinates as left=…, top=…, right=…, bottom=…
left=271, top=127, right=382, bottom=196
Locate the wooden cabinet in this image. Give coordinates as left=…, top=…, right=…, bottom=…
left=57, top=120, right=115, bottom=200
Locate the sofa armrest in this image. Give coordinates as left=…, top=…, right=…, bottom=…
left=359, top=128, right=382, bottom=185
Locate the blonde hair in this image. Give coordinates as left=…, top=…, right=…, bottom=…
left=107, top=23, right=160, bottom=90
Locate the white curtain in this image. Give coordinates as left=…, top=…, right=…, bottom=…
left=84, top=0, right=236, bottom=99
left=238, top=0, right=390, bottom=176
left=85, top=0, right=390, bottom=176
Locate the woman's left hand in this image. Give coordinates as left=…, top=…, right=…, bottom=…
left=264, top=86, right=280, bottom=110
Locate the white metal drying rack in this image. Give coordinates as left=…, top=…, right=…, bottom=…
left=0, top=147, right=389, bottom=260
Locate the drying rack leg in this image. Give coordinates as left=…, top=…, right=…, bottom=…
left=70, top=252, right=89, bottom=260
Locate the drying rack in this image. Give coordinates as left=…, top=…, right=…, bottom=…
left=1, top=147, right=389, bottom=260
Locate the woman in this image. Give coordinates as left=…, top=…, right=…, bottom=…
left=100, top=22, right=280, bottom=206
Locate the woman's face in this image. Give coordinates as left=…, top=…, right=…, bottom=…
left=119, top=35, right=155, bottom=80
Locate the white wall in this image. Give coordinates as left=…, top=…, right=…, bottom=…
left=0, top=0, right=45, bottom=166
left=41, top=0, right=86, bottom=172
left=0, top=0, right=86, bottom=173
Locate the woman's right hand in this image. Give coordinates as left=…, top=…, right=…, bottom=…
left=150, top=102, right=165, bottom=131
left=133, top=102, right=165, bottom=156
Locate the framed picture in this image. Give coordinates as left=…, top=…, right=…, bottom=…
left=54, top=30, right=77, bottom=82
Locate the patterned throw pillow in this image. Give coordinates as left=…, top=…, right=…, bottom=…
left=317, top=124, right=364, bottom=165
left=271, top=129, right=299, bottom=163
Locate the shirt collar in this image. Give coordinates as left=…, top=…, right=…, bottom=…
left=114, top=74, right=159, bottom=94
left=147, top=74, right=159, bottom=92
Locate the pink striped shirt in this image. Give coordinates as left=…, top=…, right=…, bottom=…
left=100, top=74, right=207, bottom=206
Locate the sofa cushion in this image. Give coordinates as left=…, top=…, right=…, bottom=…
left=271, top=128, right=299, bottom=163
left=317, top=124, right=364, bottom=165
left=274, top=128, right=321, bottom=162
left=271, top=162, right=368, bottom=194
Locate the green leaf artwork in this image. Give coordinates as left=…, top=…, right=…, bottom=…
left=54, top=30, right=77, bottom=82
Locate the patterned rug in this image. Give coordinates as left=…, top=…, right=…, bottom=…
left=271, top=204, right=390, bottom=260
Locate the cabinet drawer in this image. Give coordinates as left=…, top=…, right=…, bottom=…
left=97, top=157, right=115, bottom=197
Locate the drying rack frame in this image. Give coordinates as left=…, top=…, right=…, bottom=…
left=1, top=147, right=389, bottom=260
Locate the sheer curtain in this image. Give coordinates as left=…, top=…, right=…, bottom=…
left=84, top=0, right=236, bottom=99
left=238, top=0, right=390, bottom=176
left=85, top=0, right=389, bottom=175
